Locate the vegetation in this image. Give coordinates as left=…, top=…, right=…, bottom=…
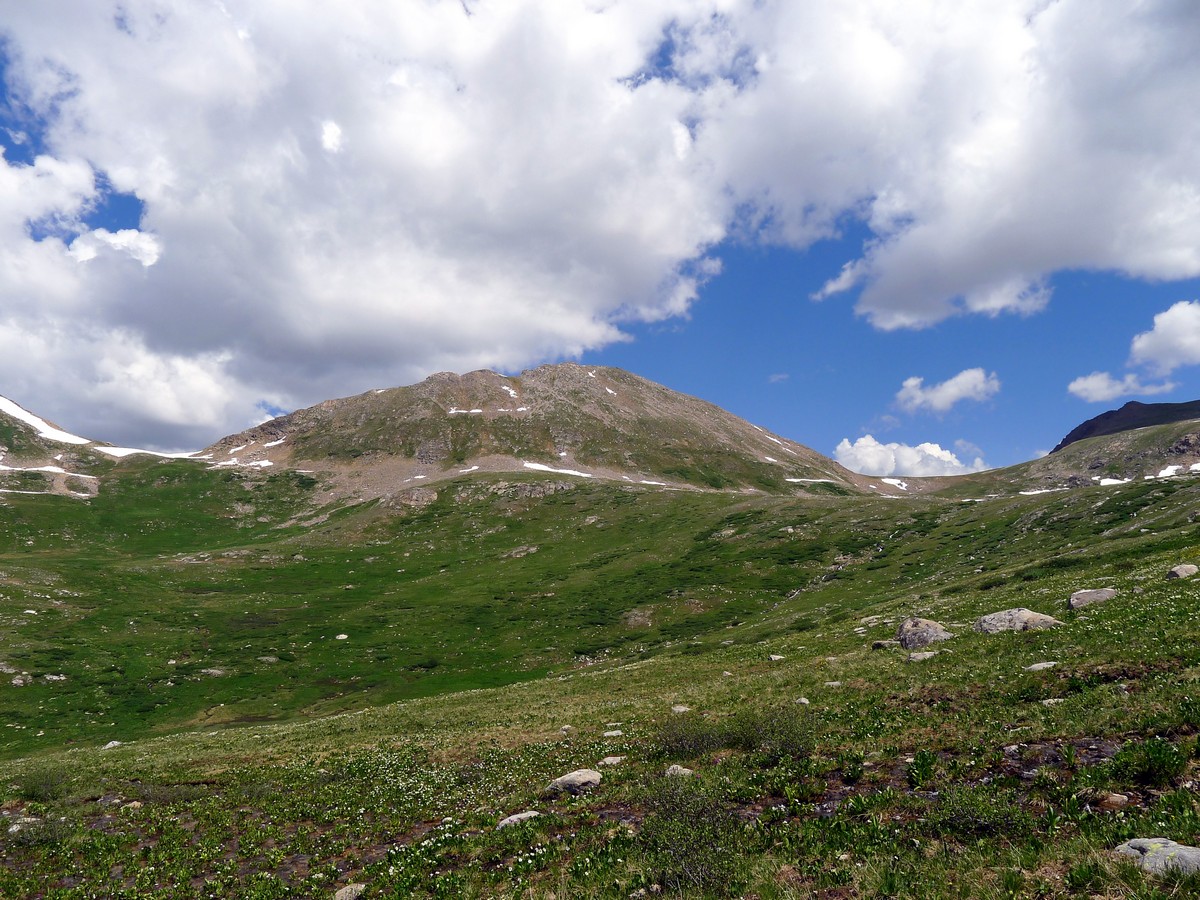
left=2, top=430, right=1200, bottom=895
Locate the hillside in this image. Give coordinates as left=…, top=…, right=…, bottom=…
left=1052, top=399, right=1200, bottom=452
left=2, top=377, right=1200, bottom=898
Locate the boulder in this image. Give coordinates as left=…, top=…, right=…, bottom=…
left=1024, top=661, right=1057, bottom=672
left=896, top=617, right=953, bottom=650
left=1069, top=588, right=1117, bottom=609
left=907, top=651, right=938, bottom=662
left=603, top=729, right=623, bottom=738
left=1114, top=838, right=1200, bottom=876
left=333, top=885, right=367, bottom=900
left=544, top=768, right=602, bottom=797
left=1167, top=564, right=1199, bottom=580
left=665, top=764, right=694, bottom=777
left=768, top=654, right=785, bottom=661
left=974, top=608, right=1062, bottom=634
left=670, top=705, right=691, bottom=714
left=598, top=756, right=625, bottom=767
left=496, top=810, right=541, bottom=829
left=871, top=639, right=900, bottom=650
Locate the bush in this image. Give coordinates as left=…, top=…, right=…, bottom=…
left=653, top=705, right=812, bottom=765
left=1111, top=737, right=1187, bottom=787
left=13, top=766, right=72, bottom=803
left=635, top=777, right=748, bottom=896
left=654, top=713, right=726, bottom=760
left=926, top=787, right=1033, bottom=840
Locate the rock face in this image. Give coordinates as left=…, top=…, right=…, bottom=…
left=1069, top=588, right=1117, bottom=609
left=974, top=608, right=1062, bottom=634
left=544, top=769, right=602, bottom=797
left=897, top=617, right=953, bottom=650
left=1114, top=838, right=1200, bottom=876
left=1167, top=564, right=1198, bottom=580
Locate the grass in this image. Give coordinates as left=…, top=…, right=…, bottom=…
left=2, top=459, right=1200, bottom=896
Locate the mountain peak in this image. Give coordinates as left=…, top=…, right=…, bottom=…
left=1051, top=398, right=1200, bottom=453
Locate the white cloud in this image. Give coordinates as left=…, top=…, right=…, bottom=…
left=1129, top=300, right=1200, bottom=375
left=896, top=368, right=1000, bottom=414
left=0, top=2, right=1198, bottom=445
left=1067, top=371, right=1176, bottom=403
left=834, top=434, right=988, bottom=477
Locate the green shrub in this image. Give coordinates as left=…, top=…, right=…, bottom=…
left=13, top=766, right=72, bottom=803
left=905, top=749, right=938, bottom=789
left=635, top=777, right=748, bottom=897
left=1111, top=737, right=1187, bottom=787
left=926, top=787, right=1034, bottom=840
left=653, top=713, right=726, bottom=760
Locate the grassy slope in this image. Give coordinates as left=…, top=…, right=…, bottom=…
left=1, top=462, right=1199, bottom=897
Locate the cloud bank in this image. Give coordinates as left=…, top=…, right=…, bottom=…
left=835, top=435, right=988, bottom=477
left=1, top=1, right=1198, bottom=445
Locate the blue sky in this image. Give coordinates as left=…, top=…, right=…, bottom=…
left=1, top=2, right=1199, bottom=472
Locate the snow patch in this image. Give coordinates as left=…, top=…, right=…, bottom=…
left=640, top=480, right=666, bottom=486
left=458, top=465, right=479, bottom=473
left=92, top=447, right=198, bottom=459
left=786, top=478, right=835, bottom=484
left=0, top=396, right=91, bottom=445
left=263, top=438, right=286, bottom=448
left=523, top=461, right=593, bottom=478
left=228, top=444, right=249, bottom=454
left=587, top=371, right=596, bottom=378
left=881, top=478, right=909, bottom=490
left=1156, top=465, right=1183, bottom=478
left=448, top=407, right=483, bottom=415
left=605, top=387, right=616, bottom=396
left=1091, top=476, right=1131, bottom=486
left=1019, top=488, right=1065, bottom=496
left=501, top=385, right=518, bottom=399
left=0, top=462, right=97, bottom=479
left=764, top=456, right=777, bottom=463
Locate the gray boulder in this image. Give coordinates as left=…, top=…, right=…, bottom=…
left=1114, top=838, right=1200, bottom=876
left=1167, top=564, right=1199, bottom=580
left=665, top=764, right=694, bottom=777
left=1069, top=588, right=1117, bottom=609
left=974, top=608, right=1062, bottom=634
left=897, top=617, right=953, bottom=649
left=907, top=651, right=939, bottom=662
left=496, top=810, right=541, bottom=829
left=333, top=885, right=367, bottom=900
left=544, top=768, right=602, bottom=797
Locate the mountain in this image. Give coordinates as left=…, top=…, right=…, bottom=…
left=1051, top=399, right=1200, bottom=452
left=203, top=363, right=860, bottom=498
left=4, top=371, right=1200, bottom=897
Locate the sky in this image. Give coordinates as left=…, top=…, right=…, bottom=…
left=1, top=1, right=1199, bottom=474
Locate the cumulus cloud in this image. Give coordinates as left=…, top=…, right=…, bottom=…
left=1067, top=372, right=1176, bottom=403
left=1129, top=300, right=1200, bottom=375
left=0, top=1, right=1198, bottom=445
left=896, top=368, right=1000, bottom=414
left=834, top=434, right=988, bottom=477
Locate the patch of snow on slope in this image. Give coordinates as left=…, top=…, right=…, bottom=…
left=1156, top=465, right=1183, bottom=478
left=764, top=456, right=777, bottom=463
left=1019, top=488, right=1065, bottom=495
left=459, top=465, right=479, bottom=473
left=523, top=461, right=593, bottom=478
left=640, top=479, right=666, bottom=486
left=1091, top=476, right=1131, bottom=486
left=881, top=478, right=908, bottom=490
left=263, top=439, right=286, bottom=448
left=0, top=462, right=97, bottom=479
left=0, top=396, right=91, bottom=445
left=92, top=447, right=198, bottom=459
left=786, top=478, right=835, bottom=484
left=228, top=444, right=249, bottom=454
left=501, top=385, right=518, bottom=399
left=606, top=387, right=616, bottom=395
left=448, top=408, right=483, bottom=415
left=587, top=371, right=596, bottom=378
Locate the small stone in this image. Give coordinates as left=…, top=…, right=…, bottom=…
left=722, top=671, right=733, bottom=677
left=907, top=651, right=938, bottom=662
left=497, top=810, right=541, bottom=829
left=871, top=639, right=900, bottom=650
left=1024, top=661, right=1057, bottom=672
left=1098, top=792, right=1130, bottom=811
left=1069, top=588, right=1117, bottom=609
left=102, top=740, right=123, bottom=750
left=1115, top=838, right=1200, bottom=876
left=257, top=656, right=279, bottom=664
left=334, top=885, right=367, bottom=900
left=335, top=634, right=349, bottom=640
left=824, top=681, right=842, bottom=687
left=670, top=705, right=691, bottom=714
left=665, top=764, right=693, bottom=777
left=122, top=801, right=143, bottom=810
left=1167, top=564, right=1198, bottom=580
left=1041, top=698, right=1065, bottom=706
left=768, top=654, right=785, bottom=661
left=795, top=697, right=810, bottom=705
left=560, top=725, right=573, bottom=734
left=544, top=769, right=602, bottom=796
left=603, top=729, right=623, bottom=738
left=599, top=756, right=625, bottom=766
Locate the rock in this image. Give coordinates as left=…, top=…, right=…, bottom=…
left=670, top=705, right=691, bottom=714
left=768, top=654, right=785, bottom=661
left=544, top=768, right=602, bottom=796
left=335, top=634, right=348, bottom=641
left=560, top=725, right=573, bottom=735
left=871, top=639, right=900, bottom=650
left=1114, top=838, right=1200, bottom=876
left=1041, top=698, right=1065, bottom=706
left=10, top=674, right=31, bottom=687
left=599, top=756, right=625, bottom=766
left=824, top=681, right=842, bottom=687
left=496, top=810, right=541, bottom=829
left=122, top=801, right=143, bottom=810
left=907, top=651, right=938, bottom=662
left=603, top=729, right=623, bottom=738
left=665, top=764, right=694, bottom=777
left=1069, top=587, right=1117, bottom=609
left=1167, top=564, right=1198, bottom=580
left=257, top=656, right=279, bottom=664
left=897, top=617, right=954, bottom=649
left=333, top=885, right=367, bottom=900
left=1098, top=792, right=1130, bottom=811
left=795, top=697, right=810, bottom=705
left=974, top=608, right=1062, bottom=633
left=200, top=667, right=227, bottom=677
left=102, top=740, right=123, bottom=750
left=1024, top=661, right=1057, bottom=671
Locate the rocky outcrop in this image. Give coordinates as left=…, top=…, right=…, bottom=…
left=974, top=608, right=1062, bottom=633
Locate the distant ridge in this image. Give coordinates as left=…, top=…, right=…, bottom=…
left=1051, top=399, right=1200, bottom=453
